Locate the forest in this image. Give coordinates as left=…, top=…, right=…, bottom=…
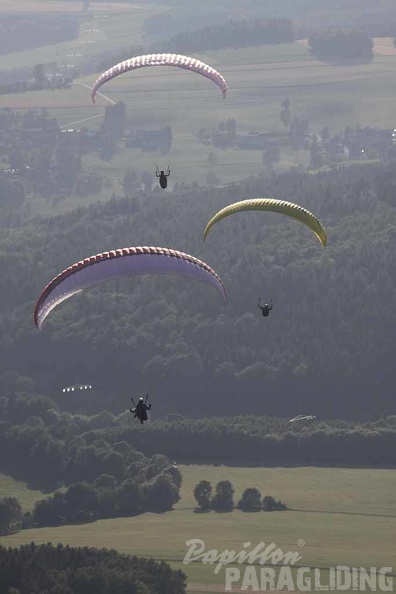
left=0, top=160, right=395, bottom=420
left=151, top=18, right=295, bottom=53
left=0, top=543, right=186, bottom=594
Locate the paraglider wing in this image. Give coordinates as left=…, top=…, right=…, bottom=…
left=91, top=53, right=228, bottom=102
left=34, top=246, right=226, bottom=329
left=203, top=199, right=327, bottom=247
left=289, top=414, right=316, bottom=422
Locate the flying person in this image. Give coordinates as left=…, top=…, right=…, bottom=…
left=156, top=166, right=170, bottom=189
left=130, top=396, right=151, bottom=424
left=257, top=298, right=273, bottom=317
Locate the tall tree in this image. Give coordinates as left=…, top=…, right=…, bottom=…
left=194, top=480, right=212, bottom=510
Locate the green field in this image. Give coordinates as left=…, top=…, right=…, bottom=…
left=0, top=465, right=395, bottom=593
left=0, top=474, right=48, bottom=512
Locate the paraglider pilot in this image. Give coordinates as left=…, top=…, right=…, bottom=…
left=156, top=166, right=170, bottom=189
left=257, top=298, right=273, bottom=317
left=130, top=395, right=151, bottom=424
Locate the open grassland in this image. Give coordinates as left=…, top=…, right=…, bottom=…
left=0, top=3, right=161, bottom=72
left=0, top=474, right=47, bottom=512
left=0, top=466, right=394, bottom=593
left=175, top=465, right=396, bottom=516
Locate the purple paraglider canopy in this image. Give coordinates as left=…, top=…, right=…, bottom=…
left=91, top=53, right=228, bottom=102
left=34, top=246, right=226, bottom=329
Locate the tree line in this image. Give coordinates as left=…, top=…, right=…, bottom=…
left=0, top=467, right=180, bottom=536
left=308, top=29, right=374, bottom=64
left=194, top=479, right=286, bottom=512
left=85, top=416, right=396, bottom=468
left=1, top=388, right=395, bottom=474
left=152, top=17, right=295, bottom=53
left=0, top=543, right=186, bottom=594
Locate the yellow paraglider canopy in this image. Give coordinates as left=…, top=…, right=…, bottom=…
left=203, top=198, right=327, bottom=247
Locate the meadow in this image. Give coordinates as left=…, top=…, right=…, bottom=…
left=0, top=473, right=48, bottom=512
left=0, top=465, right=395, bottom=593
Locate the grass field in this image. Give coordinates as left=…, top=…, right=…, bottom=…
left=0, top=473, right=47, bottom=512
left=0, top=465, right=395, bottom=593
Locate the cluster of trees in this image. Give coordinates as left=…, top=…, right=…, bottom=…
left=0, top=389, right=182, bottom=491
left=31, top=468, right=180, bottom=528
left=0, top=543, right=186, bottom=594
left=0, top=497, right=22, bottom=536
left=0, top=388, right=183, bottom=534
left=308, top=29, right=374, bottom=64
left=194, top=480, right=286, bottom=512
left=0, top=15, right=79, bottom=55
left=153, top=17, right=295, bottom=53
left=0, top=63, right=74, bottom=97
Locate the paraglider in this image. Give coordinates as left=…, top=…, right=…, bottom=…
left=34, top=246, right=226, bottom=329
left=203, top=198, right=327, bottom=247
left=289, top=415, right=316, bottom=422
left=257, top=298, right=273, bottom=317
left=130, top=395, right=151, bottom=424
left=156, top=166, right=170, bottom=189
left=91, top=53, right=228, bottom=103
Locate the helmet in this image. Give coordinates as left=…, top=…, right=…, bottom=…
left=139, top=397, right=144, bottom=402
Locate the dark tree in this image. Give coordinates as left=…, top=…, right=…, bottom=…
left=32, top=64, right=46, bottom=88
left=262, top=495, right=287, bottom=511
left=308, top=29, right=374, bottom=64
left=0, top=498, right=22, bottom=535
left=194, top=480, right=212, bottom=510
left=142, top=474, right=180, bottom=512
left=211, top=480, right=234, bottom=512
left=102, top=101, right=126, bottom=138
left=238, top=488, right=262, bottom=512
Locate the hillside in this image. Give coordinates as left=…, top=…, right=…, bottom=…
left=0, top=161, right=395, bottom=419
